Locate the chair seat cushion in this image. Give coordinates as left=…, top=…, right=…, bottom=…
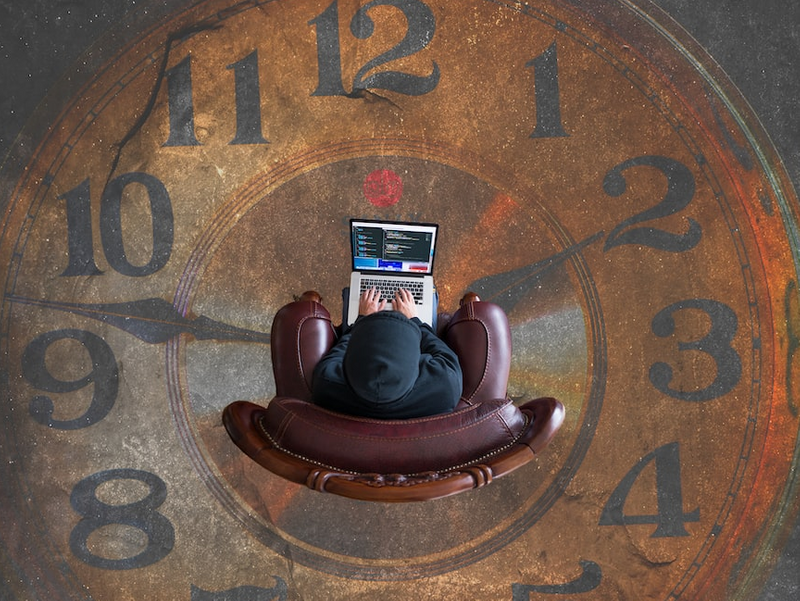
left=260, top=397, right=529, bottom=475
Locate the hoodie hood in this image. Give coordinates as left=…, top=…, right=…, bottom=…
left=343, top=312, right=421, bottom=404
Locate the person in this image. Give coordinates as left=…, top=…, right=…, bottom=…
left=310, top=287, right=463, bottom=419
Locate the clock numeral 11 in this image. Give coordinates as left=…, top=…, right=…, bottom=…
left=164, top=51, right=269, bottom=147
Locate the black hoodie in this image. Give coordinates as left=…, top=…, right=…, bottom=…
left=311, top=311, right=463, bottom=419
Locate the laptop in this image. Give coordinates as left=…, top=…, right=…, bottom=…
left=347, top=218, right=439, bottom=326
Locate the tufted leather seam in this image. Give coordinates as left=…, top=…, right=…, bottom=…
left=257, top=413, right=530, bottom=477
left=463, top=314, right=491, bottom=403
left=272, top=407, right=515, bottom=443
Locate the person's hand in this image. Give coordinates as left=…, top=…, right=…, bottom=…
left=393, top=288, right=418, bottom=319
left=358, top=287, right=386, bottom=316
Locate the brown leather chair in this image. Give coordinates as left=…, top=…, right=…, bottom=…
left=223, top=293, right=565, bottom=502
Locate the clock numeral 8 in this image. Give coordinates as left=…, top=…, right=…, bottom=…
left=22, top=328, right=119, bottom=430
left=60, top=172, right=174, bottom=277
left=69, top=469, right=175, bottom=570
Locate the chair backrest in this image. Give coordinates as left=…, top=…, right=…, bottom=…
left=223, top=396, right=564, bottom=502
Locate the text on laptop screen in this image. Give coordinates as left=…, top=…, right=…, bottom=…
left=351, top=220, right=438, bottom=274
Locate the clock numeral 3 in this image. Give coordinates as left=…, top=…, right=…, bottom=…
left=22, top=328, right=119, bottom=430
left=650, top=299, right=742, bottom=402
left=61, top=173, right=174, bottom=277
left=69, top=469, right=175, bottom=570
left=599, top=442, right=700, bottom=537
left=310, top=0, right=440, bottom=96
left=603, top=155, right=701, bottom=253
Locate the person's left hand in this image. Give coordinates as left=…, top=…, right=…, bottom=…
left=358, top=287, right=386, bottom=316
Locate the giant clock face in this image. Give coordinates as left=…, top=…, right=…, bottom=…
left=2, top=0, right=799, bottom=599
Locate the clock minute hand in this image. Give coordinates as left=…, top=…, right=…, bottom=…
left=6, top=296, right=271, bottom=345
left=466, top=230, right=604, bottom=313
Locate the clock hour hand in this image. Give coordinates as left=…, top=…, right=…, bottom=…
left=466, top=230, right=604, bottom=313
left=6, top=296, right=271, bottom=344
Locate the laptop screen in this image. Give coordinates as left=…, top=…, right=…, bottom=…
left=350, top=219, right=438, bottom=275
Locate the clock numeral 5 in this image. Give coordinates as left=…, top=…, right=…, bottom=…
left=22, top=328, right=118, bottom=430
left=309, top=0, right=440, bottom=97
left=599, top=442, right=700, bottom=537
left=511, top=560, right=602, bottom=598
left=60, top=173, right=174, bottom=277
left=70, top=469, right=175, bottom=570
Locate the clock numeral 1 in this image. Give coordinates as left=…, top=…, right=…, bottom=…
left=60, top=172, right=174, bottom=277
left=164, top=52, right=270, bottom=146
left=599, top=442, right=700, bottom=537
left=309, top=0, right=440, bottom=97
left=526, top=41, right=568, bottom=138
left=69, top=469, right=175, bottom=570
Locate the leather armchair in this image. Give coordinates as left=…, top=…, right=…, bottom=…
left=223, top=293, right=564, bottom=502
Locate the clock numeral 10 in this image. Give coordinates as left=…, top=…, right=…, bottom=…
left=60, top=172, right=174, bottom=277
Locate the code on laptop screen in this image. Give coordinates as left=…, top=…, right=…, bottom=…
left=351, top=221, right=437, bottom=273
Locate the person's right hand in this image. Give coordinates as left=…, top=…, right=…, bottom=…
left=393, top=288, right=418, bottom=319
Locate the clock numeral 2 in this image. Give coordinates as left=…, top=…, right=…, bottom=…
left=309, top=0, right=440, bottom=97
left=70, top=469, right=175, bottom=570
left=60, top=172, right=174, bottom=277
left=599, top=442, right=700, bottom=537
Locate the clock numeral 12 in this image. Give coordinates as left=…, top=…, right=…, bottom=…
left=60, top=172, right=174, bottom=277
left=309, top=0, right=440, bottom=97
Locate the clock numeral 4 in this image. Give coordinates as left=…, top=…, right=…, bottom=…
left=60, top=173, right=174, bottom=277
left=599, top=442, right=700, bottom=537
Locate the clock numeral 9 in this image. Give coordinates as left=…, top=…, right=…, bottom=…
left=60, top=172, right=174, bottom=277
left=650, top=299, right=742, bottom=402
left=600, top=442, right=700, bottom=537
left=309, top=0, right=440, bottom=97
left=70, top=469, right=175, bottom=570
left=22, top=328, right=119, bottom=430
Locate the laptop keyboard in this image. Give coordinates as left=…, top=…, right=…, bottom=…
left=360, top=278, right=424, bottom=304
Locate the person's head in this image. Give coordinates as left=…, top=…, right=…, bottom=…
left=343, top=312, right=420, bottom=404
